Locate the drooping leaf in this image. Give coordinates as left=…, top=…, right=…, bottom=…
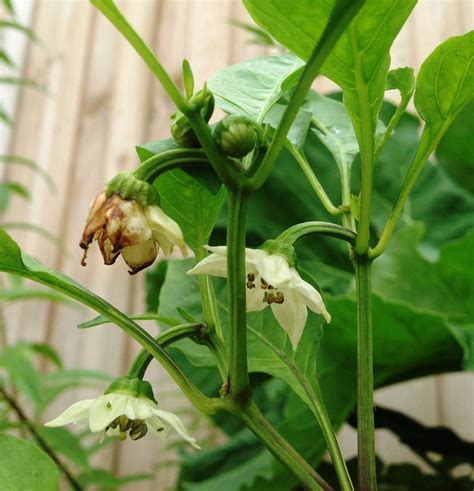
left=0, top=20, right=41, bottom=44
left=208, top=54, right=304, bottom=122
left=0, top=434, right=61, bottom=491
left=0, top=76, right=47, bottom=93
left=386, top=67, right=415, bottom=101
left=0, top=182, right=30, bottom=212
left=0, top=49, right=15, bottom=68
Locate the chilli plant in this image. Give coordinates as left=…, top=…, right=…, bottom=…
left=0, top=0, right=473, bottom=490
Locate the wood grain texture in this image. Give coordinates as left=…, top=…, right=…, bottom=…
left=3, top=1, right=473, bottom=488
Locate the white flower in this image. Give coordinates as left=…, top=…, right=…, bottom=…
left=80, top=192, right=187, bottom=274
left=187, top=246, right=330, bottom=349
left=45, top=379, right=200, bottom=449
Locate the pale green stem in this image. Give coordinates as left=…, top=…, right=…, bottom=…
left=239, top=401, right=333, bottom=491
left=288, top=144, right=341, bottom=216
left=277, top=221, right=356, bottom=246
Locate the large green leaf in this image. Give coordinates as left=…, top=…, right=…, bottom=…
left=372, top=225, right=474, bottom=323
left=0, top=434, right=60, bottom=491
left=208, top=54, right=304, bottom=122
left=244, top=0, right=416, bottom=140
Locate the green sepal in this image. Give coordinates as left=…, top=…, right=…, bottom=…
left=260, top=239, right=296, bottom=267
left=106, top=171, right=160, bottom=207
left=214, top=115, right=260, bottom=158
left=104, top=375, right=157, bottom=403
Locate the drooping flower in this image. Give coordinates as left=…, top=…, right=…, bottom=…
left=45, top=376, right=200, bottom=449
left=187, top=245, right=330, bottom=349
left=80, top=175, right=187, bottom=274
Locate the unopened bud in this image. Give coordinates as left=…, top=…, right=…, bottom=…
left=214, top=115, right=260, bottom=158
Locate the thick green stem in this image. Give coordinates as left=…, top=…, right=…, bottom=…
left=277, top=221, right=356, bottom=246
left=128, top=323, right=205, bottom=379
left=354, top=256, right=377, bottom=491
left=226, top=190, right=250, bottom=407
left=239, top=401, right=333, bottom=491
left=288, top=144, right=341, bottom=216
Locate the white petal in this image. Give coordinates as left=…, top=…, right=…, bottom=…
left=146, top=416, right=169, bottom=441
left=256, top=254, right=293, bottom=287
left=88, top=393, right=128, bottom=433
left=246, top=283, right=267, bottom=312
left=146, top=206, right=186, bottom=256
left=152, top=408, right=201, bottom=449
left=44, top=399, right=94, bottom=427
left=127, top=397, right=157, bottom=421
left=204, top=245, right=228, bottom=256
left=292, top=274, right=331, bottom=323
left=244, top=248, right=268, bottom=266
left=187, top=253, right=228, bottom=277
left=271, top=290, right=308, bottom=350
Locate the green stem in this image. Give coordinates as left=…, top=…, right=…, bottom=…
left=226, top=189, right=250, bottom=407
left=354, top=255, right=376, bottom=491
left=288, top=144, right=341, bottom=216
left=277, top=221, right=356, bottom=246
left=91, top=0, right=237, bottom=190
left=247, top=0, right=365, bottom=190
left=133, top=149, right=209, bottom=182
left=239, top=401, right=333, bottom=491
left=128, top=323, right=205, bottom=379
left=349, top=25, right=375, bottom=256
left=370, top=125, right=445, bottom=258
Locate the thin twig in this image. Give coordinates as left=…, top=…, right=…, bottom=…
left=0, top=387, right=83, bottom=491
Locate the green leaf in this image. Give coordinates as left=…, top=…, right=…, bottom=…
left=372, top=225, right=474, bottom=322
left=0, top=343, right=44, bottom=407
left=414, top=31, right=474, bottom=136
left=208, top=54, right=303, bottom=122
left=436, top=99, right=474, bottom=194
left=78, top=313, right=172, bottom=329
left=244, top=0, right=417, bottom=139
left=0, top=76, right=47, bottom=93
left=1, top=223, right=65, bottom=252
left=0, top=434, right=60, bottom=491
left=0, top=49, right=15, bottom=68
left=386, top=67, right=415, bottom=101
left=229, top=20, right=278, bottom=48
left=38, top=427, right=89, bottom=470
left=0, top=154, right=56, bottom=192
left=30, top=343, right=63, bottom=368
left=0, top=286, right=74, bottom=306
left=0, top=20, right=41, bottom=44
left=0, top=182, right=30, bottom=212
left=0, top=105, right=13, bottom=125
left=79, top=468, right=154, bottom=488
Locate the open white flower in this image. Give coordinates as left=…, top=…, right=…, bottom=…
left=187, top=246, right=330, bottom=349
left=80, top=192, right=187, bottom=274
left=45, top=377, right=199, bottom=449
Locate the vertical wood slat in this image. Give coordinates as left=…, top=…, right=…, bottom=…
left=3, top=0, right=473, bottom=489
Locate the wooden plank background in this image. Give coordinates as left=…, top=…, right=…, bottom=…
left=2, top=1, right=473, bottom=489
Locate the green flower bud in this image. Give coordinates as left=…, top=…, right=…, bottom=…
left=214, top=115, right=260, bottom=158
left=106, top=172, right=160, bottom=207
left=190, top=86, right=215, bottom=122
left=170, top=85, right=215, bottom=147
